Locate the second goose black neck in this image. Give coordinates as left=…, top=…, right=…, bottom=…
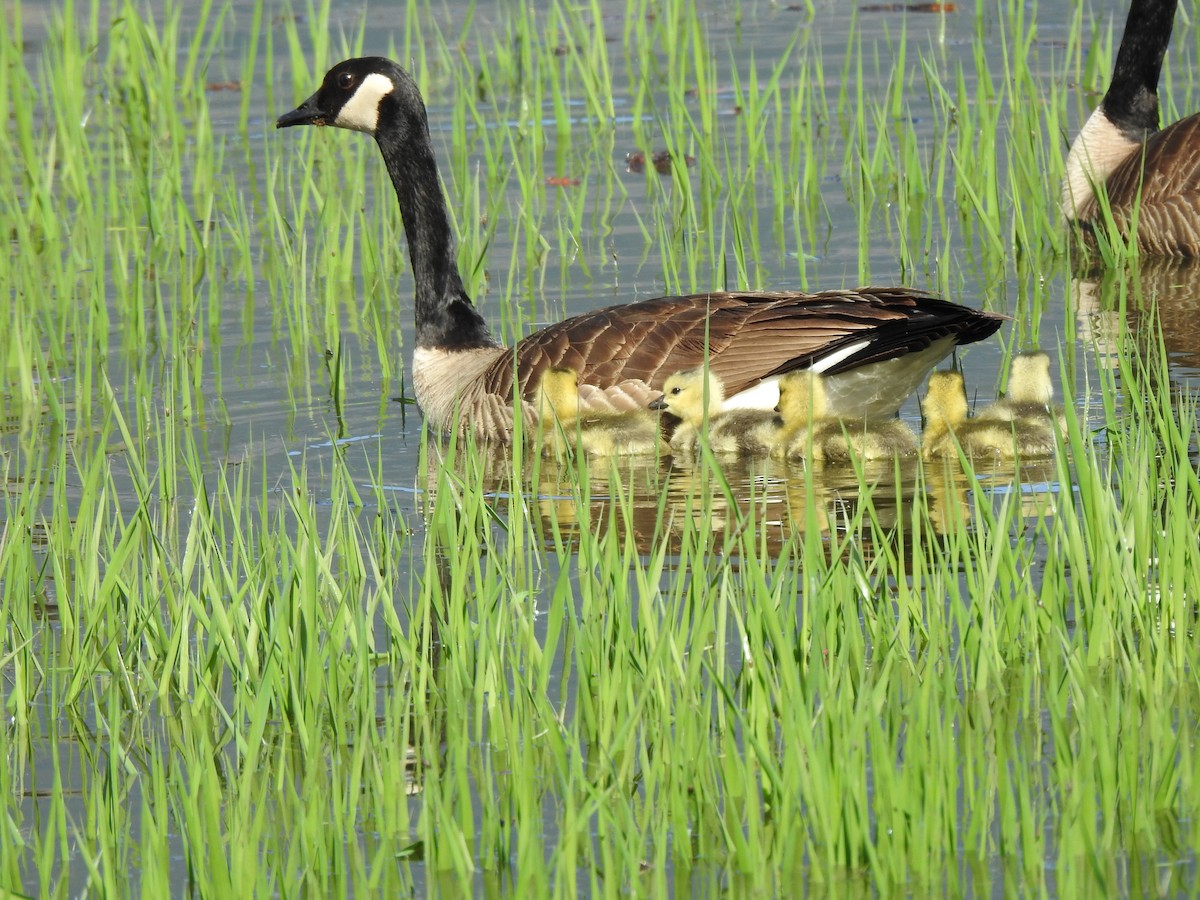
left=1104, top=0, right=1178, bottom=140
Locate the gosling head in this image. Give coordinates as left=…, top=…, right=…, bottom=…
left=537, top=367, right=581, bottom=422
left=276, top=57, right=422, bottom=137
left=1005, top=352, right=1054, bottom=405
left=775, top=370, right=827, bottom=424
left=922, top=371, right=969, bottom=428
left=649, top=367, right=725, bottom=425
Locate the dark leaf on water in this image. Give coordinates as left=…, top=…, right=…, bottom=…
left=625, top=150, right=696, bottom=176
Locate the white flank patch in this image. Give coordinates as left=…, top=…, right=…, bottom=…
left=334, top=73, right=395, bottom=134
left=724, top=377, right=781, bottom=411
left=810, top=339, right=871, bottom=374
left=822, top=338, right=955, bottom=419
left=1060, top=107, right=1140, bottom=218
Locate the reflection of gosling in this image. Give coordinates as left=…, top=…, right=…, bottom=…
left=922, top=370, right=1056, bottom=460
left=649, top=367, right=779, bottom=457
left=775, top=370, right=918, bottom=462
left=537, top=368, right=667, bottom=456
left=974, top=352, right=1067, bottom=437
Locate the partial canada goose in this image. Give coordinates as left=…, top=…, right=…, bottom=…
left=774, top=370, right=918, bottom=462
left=276, top=58, right=1006, bottom=441
left=973, top=352, right=1067, bottom=437
left=536, top=367, right=667, bottom=457
left=1061, top=0, right=1200, bottom=256
left=922, top=371, right=1057, bottom=461
left=649, top=368, right=780, bottom=457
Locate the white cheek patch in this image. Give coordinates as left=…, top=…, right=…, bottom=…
left=334, top=73, right=394, bottom=134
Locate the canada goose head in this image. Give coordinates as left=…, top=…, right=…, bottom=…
left=1004, top=352, right=1054, bottom=405
left=649, top=367, right=725, bottom=425
left=537, top=367, right=581, bottom=423
left=276, top=57, right=421, bottom=137
left=278, top=59, right=491, bottom=354
left=922, top=371, right=969, bottom=429
left=775, top=370, right=829, bottom=425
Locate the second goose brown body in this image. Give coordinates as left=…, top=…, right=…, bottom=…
left=1061, top=0, right=1200, bottom=256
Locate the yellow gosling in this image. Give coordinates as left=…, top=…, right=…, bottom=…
left=921, top=370, right=1056, bottom=461
left=775, top=370, right=918, bottom=462
left=921, top=371, right=971, bottom=460
left=650, top=367, right=780, bottom=457
left=974, top=351, right=1067, bottom=437
left=537, top=368, right=667, bottom=457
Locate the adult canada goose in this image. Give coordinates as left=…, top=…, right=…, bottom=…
left=649, top=368, right=780, bottom=457
left=1060, top=0, right=1200, bottom=256
left=536, top=367, right=667, bottom=457
left=774, top=370, right=918, bottom=462
left=921, top=371, right=1057, bottom=461
left=277, top=58, right=1005, bottom=440
left=973, top=351, right=1067, bottom=437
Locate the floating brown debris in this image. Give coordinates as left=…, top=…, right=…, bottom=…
left=552, top=34, right=617, bottom=56
left=625, top=150, right=696, bottom=176
left=545, top=176, right=580, bottom=187
left=205, top=81, right=242, bottom=92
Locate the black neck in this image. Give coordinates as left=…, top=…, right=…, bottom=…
left=1103, top=0, right=1177, bottom=139
left=376, top=116, right=496, bottom=350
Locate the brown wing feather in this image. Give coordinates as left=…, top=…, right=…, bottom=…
left=478, top=287, right=1003, bottom=405
left=1091, top=114, right=1200, bottom=256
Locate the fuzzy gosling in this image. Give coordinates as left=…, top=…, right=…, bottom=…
left=537, top=368, right=667, bottom=457
left=649, top=367, right=780, bottom=457
left=775, top=370, right=918, bottom=462
left=973, top=351, right=1067, bottom=437
left=922, top=370, right=1056, bottom=461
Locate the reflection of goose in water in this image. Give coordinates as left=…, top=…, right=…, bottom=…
left=923, top=461, right=972, bottom=536
left=922, top=460, right=1061, bottom=537
left=780, top=457, right=919, bottom=563
left=1073, top=260, right=1200, bottom=373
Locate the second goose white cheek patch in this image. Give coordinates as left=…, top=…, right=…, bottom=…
left=335, top=73, right=395, bottom=133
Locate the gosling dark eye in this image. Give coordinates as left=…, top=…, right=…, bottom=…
left=337, top=72, right=356, bottom=90
left=671, top=387, right=681, bottom=396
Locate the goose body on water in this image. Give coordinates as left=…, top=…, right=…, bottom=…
left=1061, top=0, right=1200, bottom=256
left=536, top=367, right=667, bottom=457
left=277, top=58, right=1005, bottom=441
